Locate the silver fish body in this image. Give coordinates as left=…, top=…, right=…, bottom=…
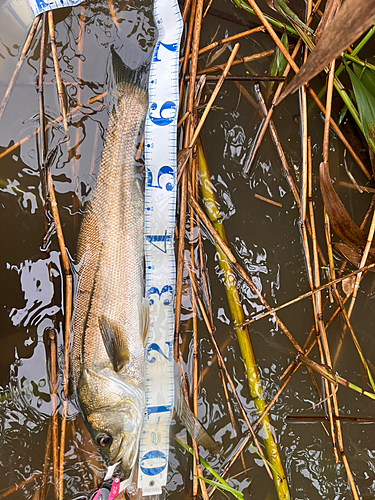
left=70, top=48, right=149, bottom=475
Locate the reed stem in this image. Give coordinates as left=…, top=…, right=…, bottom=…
left=0, top=15, right=41, bottom=122
left=197, top=140, right=289, bottom=500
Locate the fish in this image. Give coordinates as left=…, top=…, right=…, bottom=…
left=70, top=46, right=149, bottom=477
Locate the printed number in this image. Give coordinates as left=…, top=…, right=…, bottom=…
left=140, top=450, right=167, bottom=476
left=146, top=341, right=173, bottom=363
left=149, top=101, right=177, bottom=127
left=145, top=232, right=171, bottom=253
left=147, top=166, right=174, bottom=191
left=153, top=41, right=179, bottom=62
left=147, top=285, right=173, bottom=305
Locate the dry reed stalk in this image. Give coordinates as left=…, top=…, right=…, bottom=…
left=72, top=4, right=86, bottom=235
left=307, top=137, right=339, bottom=461
left=48, top=12, right=69, bottom=137
left=299, top=45, right=337, bottom=454
left=189, top=185, right=304, bottom=354
left=107, top=0, right=120, bottom=29
left=49, top=329, right=59, bottom=500
left=244, top=0, right=368, bottom=179
left=175, top=0, right=204, bottom=354
left=347, top=210, right=375, bottom=318
left=0, top=15, right=41, bottom=122
left=238, top=261, right=375, bottom=327
left=135, top=133, right=145, bottom=162
left=179, top=0, right=197, bottom=111
left=89, top=121, right=101, bottom=178
left=42, top=140, right=72, bottom=499
left=254, top=193, right=282, bottom=207
left=300, top=79, right=320, bottom=334
left=185, top=75, right=285, bottom=81
left=197, top=48, right=276, bottom=75
left=242, top=0, right=323, bottom=174
left=196, top=220, right=214, bottom=326
left=256, top=291, right=352, bottom=433
left=188, top=151, right=201, bottom=498
left=178, top=111, right=190, bottom=129
left=181, top=26, right=264, bottom=61
left=37, top=13, right=48, bottom=206
left=37, top=26, right=52, bottom=498
left=0, top=92, right=107, bottom=162
left=189, top=43, right=240, bottom=148
left=40, top=420, right=52, bottom=500
left=333, top=195, right=375, bottom=362
left=182, top=0, right=192, bottom=23
left=202, top=0, right=214, bottom=17
left=339, top=181, right=375, bottom=193
left=309, top=128, right=360, bottom=492
left=58, top=272, right=73, bottom=500
left=0, top=473, right=43, bottom=500
left=197, top=336, right=231, bottom=385
left=287, top=415, right=375, bottom=422
left=253, top=85, right=300, bottom=202
left=191, top=313, right=209, bottom=500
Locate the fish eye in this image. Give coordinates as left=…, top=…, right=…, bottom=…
left=96, top=433, right=112, bottom=447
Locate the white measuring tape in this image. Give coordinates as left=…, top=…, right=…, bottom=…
left=139, top=0, right=182, bottom=495
left=27, top=0, right=182, bottom=494
left=28, top=0, right=81, bottom=16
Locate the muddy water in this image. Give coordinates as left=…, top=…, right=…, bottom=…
left=1, top=0, right=375, bottom=499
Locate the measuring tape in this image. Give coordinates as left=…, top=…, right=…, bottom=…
left=139, top=0, right=182, bottom=495
left=28, top=0, right=81, bottom=16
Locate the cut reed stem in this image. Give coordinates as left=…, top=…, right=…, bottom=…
left=0, top=15, right=41, bottom=122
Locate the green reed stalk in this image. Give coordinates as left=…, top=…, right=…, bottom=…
left=197, top=138, right=290, bottom=500
left=231, top=0, right=298, bottom=36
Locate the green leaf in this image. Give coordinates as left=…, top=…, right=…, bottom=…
left=338, top=103, right=348, bottom=126
left=249, top=445, right=283, bottom=479
left=269, top=33, right=288, bottom=94
left=276, top=33, right=289, bottom=76
left=196, top=476, right=244, bottom=499
left=347, top=65, right=375, bottom=153
left=352, top=62, right=375, bottom=99
left=175, top=438, right=232, bottom=489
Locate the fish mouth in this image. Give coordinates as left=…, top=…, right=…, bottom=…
left=111, top=431, right=139, bottom=472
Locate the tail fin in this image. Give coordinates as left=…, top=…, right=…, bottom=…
left=110, top=46, right=148, bottom=93
left=174, top=364, right=222, bottom=456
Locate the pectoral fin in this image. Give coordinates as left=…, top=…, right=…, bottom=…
left=139, top=298, right=150, bottom=347
left=98, top=315, right=129, bottom=372
left=174, top=371, right=221, bottom=456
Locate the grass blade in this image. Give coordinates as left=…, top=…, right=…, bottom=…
left=347, top=65, right=375, bottom=153
left=196, top=476, right=244, bottom=499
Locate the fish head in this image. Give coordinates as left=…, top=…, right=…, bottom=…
left=78, top=367, right=144, bottom=475
left=86, top=396, right=143, bottom=473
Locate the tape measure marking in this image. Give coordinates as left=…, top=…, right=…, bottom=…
left=138, top=0, right=182, bottom=495
left=28, top=0, right=82, bottom=16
